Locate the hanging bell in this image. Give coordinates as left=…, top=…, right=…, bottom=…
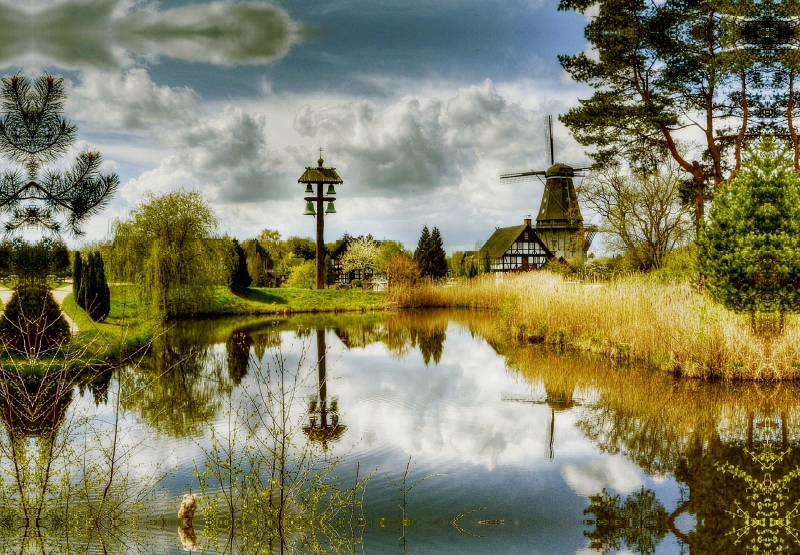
left=326, top=184, right=337, bottom=195
left=304, top=183, right=314, bottom=194
left=303, top=201, right=316, bottom=216
left=325, top=201, right=336, bottom=214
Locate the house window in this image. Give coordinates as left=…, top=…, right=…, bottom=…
left=523, top=232, right=529, bottom=240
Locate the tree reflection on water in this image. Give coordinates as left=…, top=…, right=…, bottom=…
left=505, top=344, right=800, bottom=554
left=5, top=310, right=800, bottom=553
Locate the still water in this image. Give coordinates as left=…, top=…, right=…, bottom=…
left=2, top=309, right=799, bottom=554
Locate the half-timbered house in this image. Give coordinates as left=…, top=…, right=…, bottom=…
left=476, top=218, right=553, bottom=272
left=331, top=239, right=376, bottom=285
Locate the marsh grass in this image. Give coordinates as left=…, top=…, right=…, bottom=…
left=389, top=273, right=800, bottom=380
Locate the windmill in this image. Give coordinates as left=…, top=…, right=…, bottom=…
left=500, top=116, right=597, bottom=260
left=502, top=383, right=583, bottom=460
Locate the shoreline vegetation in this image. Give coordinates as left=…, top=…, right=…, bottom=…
left=58, top=273, right=800, bottom=381
left=387, top=273, right=800, bottom=381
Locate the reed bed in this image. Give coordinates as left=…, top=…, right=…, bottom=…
left=388, top=273, right=800, bottom=380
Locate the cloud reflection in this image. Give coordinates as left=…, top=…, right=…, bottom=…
left=0, top=0, right=305, bottom=69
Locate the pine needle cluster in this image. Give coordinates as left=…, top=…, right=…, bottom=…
left=0, top=75, right=118, bottom=235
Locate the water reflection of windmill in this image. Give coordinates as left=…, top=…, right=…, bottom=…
left=304, top=329, right=346, bottom=449
left=500, top=116, right=597, bottom=261
left=502, top=376, right=582, bottom=459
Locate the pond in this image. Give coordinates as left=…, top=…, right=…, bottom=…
left=2, top=308, right=799, bottom=554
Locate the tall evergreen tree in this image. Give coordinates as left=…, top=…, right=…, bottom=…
left=81, top=251, right=110, bottom=321
left=427, top=227, right=448, bottom=279
left=229, top=238, right=252, bottom=293
left=73, top=251, right=83, bottom=308
left=699, top=139, right=800, bottom=330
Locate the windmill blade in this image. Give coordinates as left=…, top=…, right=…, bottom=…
left=500, top=170, right=546, bottom=183
left=545, top=115, right=555, bottom=166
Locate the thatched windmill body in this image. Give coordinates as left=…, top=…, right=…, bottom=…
left=501, top=116, right=597, bottom=261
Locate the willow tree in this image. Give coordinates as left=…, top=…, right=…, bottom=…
left=111, top=190, right=224, bottom=318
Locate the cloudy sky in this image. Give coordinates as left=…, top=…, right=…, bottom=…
left=5, top=0, right=594, bottom=251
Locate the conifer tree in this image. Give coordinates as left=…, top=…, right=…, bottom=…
left=0, top=75, right=118, bottom=235
left=229, top=238, right=252, bottom=293
left=73, top=251, right=83, bottom=308
left=699, top=139, right=800, bottom=330
left=81, top=251, right=110, bottom=321
left=427, top=227, right=448, bottom=279
left=414, top=225, right=431, bottom=269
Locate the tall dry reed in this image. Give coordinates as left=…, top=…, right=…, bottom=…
left=387, top=273, right=800, bottom=380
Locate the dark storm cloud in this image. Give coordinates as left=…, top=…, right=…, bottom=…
left=0, top=0, right=305, bottom=69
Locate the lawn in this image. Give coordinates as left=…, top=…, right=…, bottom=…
left=205, top=286, right=389, bottom=315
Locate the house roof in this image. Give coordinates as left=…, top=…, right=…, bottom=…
left=478, top=224, right=553, bottom=259
left=479, top=225, right=526, bottom=258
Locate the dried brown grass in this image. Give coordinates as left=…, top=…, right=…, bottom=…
left=387, top=273, right=800, bottom=380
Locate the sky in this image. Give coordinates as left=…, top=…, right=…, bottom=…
left=2, top=0, right=595, bottom=252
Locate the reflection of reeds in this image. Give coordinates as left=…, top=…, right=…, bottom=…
left=504, top=344, right=800, bottom=474
left=389, top=273, right=800, bottom=380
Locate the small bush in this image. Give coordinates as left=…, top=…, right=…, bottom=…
left=0, top=283, right=70, bottom=355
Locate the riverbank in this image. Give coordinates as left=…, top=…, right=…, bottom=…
left=387, top=273, right=800, bottom=381
left=59, top=285, right=389, bottom=365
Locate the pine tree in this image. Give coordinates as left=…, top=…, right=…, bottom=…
left=427, top=227, right=448, bottom=279
left=73, top=251, right=83, bottom=308
left=229, top=238, right=252, bottom=293
left=414, top=225, right=448, bottom=279
left=0, top=75, right=118, bottom=235
left=414, top=225, right=431, bottom=272
left=699, top=139, right=800, bottom=330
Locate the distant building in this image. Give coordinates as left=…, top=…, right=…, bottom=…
left=476, top=218, right=553, bottom=272
left=331, top=238, right=377, bottom=285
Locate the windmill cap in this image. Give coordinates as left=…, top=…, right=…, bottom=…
left=545, top=163, right=574, bottom=178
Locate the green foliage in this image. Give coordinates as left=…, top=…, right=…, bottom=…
left=80, top=251, right=111, bottom=322
left=0, top=283, right=70, bottom=354
left=242, top=239, right=270, bottom=287
left=2, top=238, right=72, bottom=285
left=467, top=259, right=478, bottom=278
left=0, top=75, right=118, bottom=234
left=557, top=0, right=754, bottom=192
left=285, top=260, right=316, bottom=289
left=324, top=254, right=335, bottom=286
left=110, top=189, right=222, bottom=319
left=584, top=487, right=668, bottom=555
left=286, top=236, right=317, bottom=260
left=414, top=225, right=448, bottom=279
left=699, top=140, right=800, bottom=317
left=482, top=250, right=491, bottom=274
left=228, top=238, right=252, bottom=293
left=375, top=240, right=408, bottom=275
left=73, top=251, right=83, bottom=308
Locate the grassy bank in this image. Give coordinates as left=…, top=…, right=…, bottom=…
left=59, top=285, right=388, bottom=364
left=388, top=273, right=800, bottom=380
left=62, top=285, right=154, bottom=365
left=205, top=287, right=388, bottom=315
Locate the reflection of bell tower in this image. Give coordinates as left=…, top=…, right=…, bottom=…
left=304, top=329, right=346, bottom=449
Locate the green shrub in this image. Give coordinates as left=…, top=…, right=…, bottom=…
left=0, top=283, right=70, bottom=354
